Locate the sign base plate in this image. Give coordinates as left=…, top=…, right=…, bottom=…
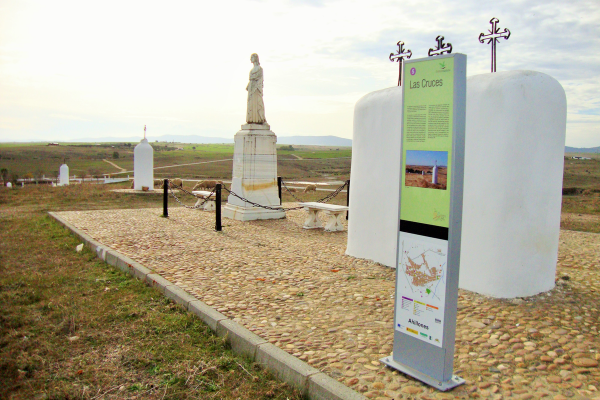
left=380, top=356, right=465, bottom=392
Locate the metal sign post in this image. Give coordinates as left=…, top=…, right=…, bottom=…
left=381, top=53, right=466, bottom=391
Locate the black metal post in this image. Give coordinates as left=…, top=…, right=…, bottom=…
left=215, top=183, right=222, bottom=231
left=163, top=179, right=168, bottom=218
left=346, top=179, right=350, bottom=220
left=277, top=176, right=282, bottom=205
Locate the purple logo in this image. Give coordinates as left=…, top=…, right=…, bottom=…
left=410, top=67, right=416, bottom=76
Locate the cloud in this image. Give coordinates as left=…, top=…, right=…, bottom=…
left=0, top=0, right=598, bottom=146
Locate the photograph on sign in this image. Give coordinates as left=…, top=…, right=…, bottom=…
left=395, top=231, right=448, bottom=348
left=404, top=150, right=448, bottom=190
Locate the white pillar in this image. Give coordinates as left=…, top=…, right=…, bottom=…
left=432, top=161, right=438, bottom=184
left=59, top=164, right=69, bottom=186
left=223, top=123, right=285, bottom=221
left=134, top=138, right=154, bottom=190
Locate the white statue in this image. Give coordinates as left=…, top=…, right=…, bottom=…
left=246, top=53, right=267, bottom=124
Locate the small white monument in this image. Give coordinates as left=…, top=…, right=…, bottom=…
left=134, top=125, right=154, bottom=191
left=59, top=162, right=69, bottom=186
left=6, top=182, right=12, bottom=188
left=223, top=54, right=285, bottom=221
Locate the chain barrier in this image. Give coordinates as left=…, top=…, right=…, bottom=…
left=222, top=186, right=304, bottom=211
left=223, top=180, right=348, bottom=212
left=281, top=180, right=348, bottom=204
left=166, top=180, right=217, bottom=210
left=164, top=179, right=347, bottom=213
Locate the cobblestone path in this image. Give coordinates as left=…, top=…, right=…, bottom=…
left=55, top=206, right=600, bottom=399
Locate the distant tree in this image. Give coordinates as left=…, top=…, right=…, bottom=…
left=113, top=151, right=119, bottom=159
left=0, top=168, right=7, bottom=184
left=192, top=146, right=196, bottom=150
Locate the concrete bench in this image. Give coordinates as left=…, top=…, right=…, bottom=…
left=192, top=190, right=216, bottom=211
left=298, top=202, right=349, bottom=232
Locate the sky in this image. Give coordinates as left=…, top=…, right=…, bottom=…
left=0, top=0, right=598, bottom=147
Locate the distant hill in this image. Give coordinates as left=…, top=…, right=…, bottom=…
left=65, top=135, right=352, bottom=147
left=565, top=146, right=600, bottom=153
left=75, top=135, right=233, bottom=144
left=68, top=134, right=352, bottom=146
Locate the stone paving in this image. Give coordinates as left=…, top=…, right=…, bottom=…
left=55, top=205, right=600, bottom=399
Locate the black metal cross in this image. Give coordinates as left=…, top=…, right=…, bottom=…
left=389, top=41, right=412, bottom=86
left=479, top=17, right=510, bottom=72
left=428, top=36, right=452, bottom=57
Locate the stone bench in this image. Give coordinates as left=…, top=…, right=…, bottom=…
left=298, top=202, right=349, bottom=232
left=192, top=190, right=216, bottom=211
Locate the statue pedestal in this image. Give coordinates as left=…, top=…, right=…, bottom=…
left=223, top=124, right=286, bottom=221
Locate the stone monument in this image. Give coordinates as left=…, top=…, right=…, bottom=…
left=133, top=125, right=154, bottom=190
left=223, top=54, right=285, bottom=221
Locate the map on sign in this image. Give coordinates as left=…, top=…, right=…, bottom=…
left=395, top=232, right=448, bottom=348
left=401, top=239, right=446, bottom=301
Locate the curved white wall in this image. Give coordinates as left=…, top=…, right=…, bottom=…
left=346, top=71, right=566, bottom=298
left=460, top=71, right=566, bottom=298
left=346, top=86, right=403, bottom=267
left=134, top=138, right=154, bottom=190
left=59, top=164, right=69, bottom=186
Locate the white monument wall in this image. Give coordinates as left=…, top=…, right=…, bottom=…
left=346, top=86, right=403, bottom=267
left=460, top=71, right=566, bottom=298
left=346, top=70, right=566, bottom=298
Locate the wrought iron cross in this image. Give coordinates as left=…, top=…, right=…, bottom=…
left=428, top=35, right=452, bottom=57
left=389, top=41, right=412, bottom=86
left=479, top=17, right=510, bottom=72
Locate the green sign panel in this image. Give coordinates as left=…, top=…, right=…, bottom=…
left=381, top=53, right=467, bottom=392
left=400, top=57, right=454, bottom=227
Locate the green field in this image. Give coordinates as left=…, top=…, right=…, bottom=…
left=0, top=142, right=352, bottom=182
left=1, top=143, right=598, bottom=233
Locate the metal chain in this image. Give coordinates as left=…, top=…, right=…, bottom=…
left=222, top=186, right=304, bottom=211
left=281, top=180, right=303, bottom=202
left=281, top=180, right=347, bottom=204
left=165, top=179, right=347, bottom=212
left=316, top=181, right=347, bottom=204
left=167, top=180, right=216, bottom=209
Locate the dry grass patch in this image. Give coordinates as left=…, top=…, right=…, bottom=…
left=0, top=187, right=304, bottom=400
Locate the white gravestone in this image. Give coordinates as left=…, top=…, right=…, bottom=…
left=134, top=130, right=154, bottom=191
left=346, top=70, right=566, bottom=298
left=223, top=54, right=285, bottom=221
left=59, top=163, right=69, bottom=186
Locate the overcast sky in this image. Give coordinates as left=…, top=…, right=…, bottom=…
left=1, top=0, right=598, bottom=147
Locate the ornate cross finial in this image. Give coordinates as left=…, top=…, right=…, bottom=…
left=144, top=125, right=146, bottom=139
left=479, top=18, right=510, bottom=73
left=389, top=41, right=412, bottom=86
left=428, top=36, right=452, bottom=57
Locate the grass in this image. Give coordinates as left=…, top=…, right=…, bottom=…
left=0, top=184, right=304, bottom=400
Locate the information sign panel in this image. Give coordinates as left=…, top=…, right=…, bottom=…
left=381, top=53, right=466, bottom=391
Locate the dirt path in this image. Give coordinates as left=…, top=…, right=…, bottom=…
left=102, top=159, right=126, bottom=172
